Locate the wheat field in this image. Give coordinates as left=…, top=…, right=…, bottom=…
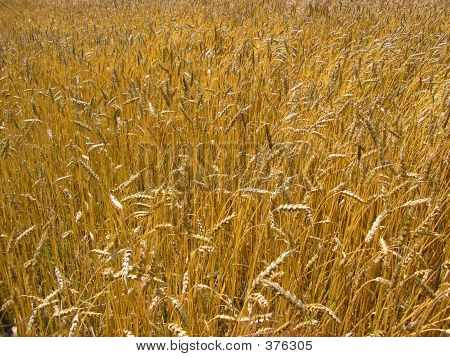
left=0, top=0, right=449, bottom=337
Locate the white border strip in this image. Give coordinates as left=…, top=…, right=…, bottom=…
left=1, top=337, right=448, bottom=357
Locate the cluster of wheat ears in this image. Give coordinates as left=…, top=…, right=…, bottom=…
left=0, top=0, right=449, bottom=337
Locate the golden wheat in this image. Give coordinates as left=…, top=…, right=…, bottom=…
left=0, top=0, right=448, bottom=337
